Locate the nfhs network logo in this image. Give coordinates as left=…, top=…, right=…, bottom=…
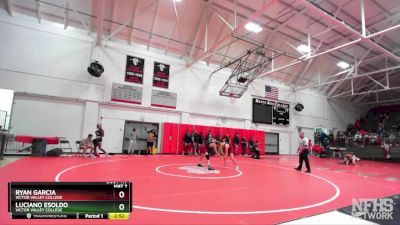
left=352, top=198, right=394, bottom=220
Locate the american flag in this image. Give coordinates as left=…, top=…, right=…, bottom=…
left=265, top=85, right=278, bottom=99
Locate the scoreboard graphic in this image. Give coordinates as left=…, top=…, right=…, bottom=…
left=252, top=98, right=290, bottom=126
left=8, top=182, right=132, bottom=220
left=273, top=102, right=290, bottom=126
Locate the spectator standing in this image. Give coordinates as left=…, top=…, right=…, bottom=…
left=128, top=128, right=137, bottom=155
left=233, top=133, right=240, bottom=155
left=241, top=136, right=248, bottom=156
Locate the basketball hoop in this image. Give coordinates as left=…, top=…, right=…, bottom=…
left=213, top=45, right=286, bottom=98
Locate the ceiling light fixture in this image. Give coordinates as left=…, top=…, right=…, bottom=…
left=296, top=44, right=311, bottom=54
left=337, top=61, right=350, bottom=69
left=245, top=22, right=262, bottom=33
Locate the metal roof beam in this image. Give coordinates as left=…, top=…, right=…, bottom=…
left=146, top=0, right=160, bottom=50
left=127, top=0, right=138, bottom=45
left=211, top=6, right=233, bottom=31
left=351, top=65, right=397, bottom=103
left=5, top=0, right=13, bottom=16
left=357, top=17, right=400, bottom=66
left=129, top=0, right=157, bottom=45
left=258, top=38, right=361, bottom=79
left=63, top=0, right=69, bottom=29
left=328, top=79, right=383, bottom=99
left=297, top=64, right=400, bottom=91
left=96, top=0, right=105, bottom=46
left=326, top=68, right=354, bottom=97
left=299, top=0, right=400, bottom=63
left=164, top=24, right=177, bottom=55
left=188, top=0, right=279, bottom=67
left=349, top=85, right=400, bottom=97
left=293, top=42, right=323, bottom=86
left=257, top=5, right=400, bottom=80
left=358, top=98, right=400, bottom=106
left=188, top=3, right=210, bottom=63
left=35, top=0, right=41, bottom=23
left=206, top=14, right=230, bottom=65
left=171, top=0, right=187, bottom=57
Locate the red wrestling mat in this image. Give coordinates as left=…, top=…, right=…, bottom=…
left=1, top=155, right=399, bottom=225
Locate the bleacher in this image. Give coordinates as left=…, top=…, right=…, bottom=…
left=361, top=111, right=400, bottom=133
left=333, top=105, right=400, bottom=163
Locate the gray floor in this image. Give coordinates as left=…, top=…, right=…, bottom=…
left=0, top=156, right=24, bottom=167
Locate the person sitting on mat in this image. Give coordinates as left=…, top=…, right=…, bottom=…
left=183, top=130, right=193, bottom=155
left=295, top=132, right=311, bottom=173
left=197, top=132, right=223, bottom=170
left=241, top=136, right=248, bottom=156
left=80, top=134, right=94, bottom=157
left=233, top=133, right=240, bottom=155
left=338, top=153, right=360, bottom=165
left=221, top=134, right=240, bottom=170
left=93, top=123, right=107, bottom=158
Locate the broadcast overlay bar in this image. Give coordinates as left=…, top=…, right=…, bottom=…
left=8, top=182, right=132, bottom=220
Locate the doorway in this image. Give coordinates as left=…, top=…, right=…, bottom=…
left=265, top=132, right=279, bottom=155
left=123, top=121, right=159, bottom=154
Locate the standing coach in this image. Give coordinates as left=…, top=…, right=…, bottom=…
left=295, top=132, right=311, bottom=173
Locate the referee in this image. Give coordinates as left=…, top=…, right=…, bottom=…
left=295, top=132, right=311, bottom=173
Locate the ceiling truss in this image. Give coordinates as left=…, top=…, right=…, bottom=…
left=2, top=0, right=400, bottom=106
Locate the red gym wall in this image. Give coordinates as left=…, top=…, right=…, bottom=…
left=162, top=123, right=266, bottom=155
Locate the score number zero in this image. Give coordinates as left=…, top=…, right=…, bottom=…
left=118, top=190, right=126, bottom=211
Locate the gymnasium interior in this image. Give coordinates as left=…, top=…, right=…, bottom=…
left=0, top=0, right=399, bottom=224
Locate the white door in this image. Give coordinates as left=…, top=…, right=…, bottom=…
left=302, top=128, right=315, bottom=144
left=101, top=118, right=125, bottom=154
left=265, top=133, right=279, bottom=154
left=279, top=133, right=290, bottom=155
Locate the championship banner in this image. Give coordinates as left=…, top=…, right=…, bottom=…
left=111, top=83, right=143, bottom=105
left=125, top=55, right=144, bottom=84
left=153, top=62, right=170, bottom=89
left=151, top=90, right=177, bottom=109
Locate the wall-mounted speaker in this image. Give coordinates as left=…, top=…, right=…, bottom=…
left=87, top=61, right=104, bottom=77
left=294, top=103, right=304, bottom=112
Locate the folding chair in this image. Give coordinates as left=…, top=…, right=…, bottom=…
left=59, top=138, right=73, bottom=156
